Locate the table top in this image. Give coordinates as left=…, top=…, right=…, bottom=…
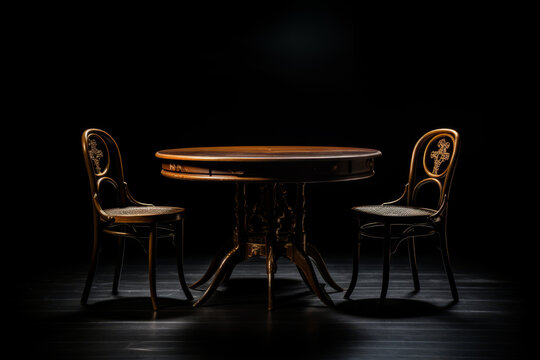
left=156, top=146, right=382, bottom=183
left=156, top=146, right=381, bottom=162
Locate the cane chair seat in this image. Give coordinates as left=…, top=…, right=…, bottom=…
left=104, top=206, right=185, bottom=223
left=352, top=205, right=438, bottom=222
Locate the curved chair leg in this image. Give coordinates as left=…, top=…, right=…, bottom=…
left=439, top=224, right=459, bottom=302
left=81, top=222, right=101, bottom=306
left=112, top=237, right=125, bottom=295
left=175, top=219, right=193, bottom=301
left=344, top=241, right=360, bottom=299
left=306, top=243, right=343, bottom=292
left=193, top=245, right=241, bottom=307
left=148, top=224, right=158, bottom=311
left=408, top=237, right=420, bottom=293
left=379, top=223, right=391, bottom=306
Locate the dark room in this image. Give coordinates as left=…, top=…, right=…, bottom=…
left=10, top=2, right=527, bottom=359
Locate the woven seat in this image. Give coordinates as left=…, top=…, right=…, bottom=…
left=345, top=129, right=460, bottom=305
left=104, top=206, right=185, bottom=223
left=352, top=205, right=437, bottom=222
left=81, top=129, right=193, bottom=311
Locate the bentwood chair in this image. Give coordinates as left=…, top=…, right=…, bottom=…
left=81, top=129, right=193, bottom=311
left=344, top=128, right=460, bottom=304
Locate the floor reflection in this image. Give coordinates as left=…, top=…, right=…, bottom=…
left=337, top=298, right=456, bottom=318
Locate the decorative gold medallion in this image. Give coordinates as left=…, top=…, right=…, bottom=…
left=430, top=138, right=450, bottom=175
left=88, top=138, right=104, bottom=173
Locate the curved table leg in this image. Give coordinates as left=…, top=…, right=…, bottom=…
left=296, top=265, right=316, bottom=293
left=193, top=245, right=241, bottom=307
left=285, top=243, right=334, bottom=307
left=306, top=243, right=343, bottom=292
left=266, top=245, right=277, bottom=310
left=190, top=245, right=229, bottom=289
left=220, top=267, right=234, bottom=285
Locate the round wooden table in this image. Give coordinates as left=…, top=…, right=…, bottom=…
left=156, top=146, right=382, bottom=309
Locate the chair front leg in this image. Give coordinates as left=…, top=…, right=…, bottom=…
left=81, top=219, right=101, bottom=306
left=344, top=238, right=360, bottom=299
left=344, top=218, right=362, bottom=299
left=112, top=237, right=125, bottom=295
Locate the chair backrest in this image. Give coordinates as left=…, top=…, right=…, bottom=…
left=82, top=129, right=129, bottom=211
left=406, top=129, right=460, bottom=209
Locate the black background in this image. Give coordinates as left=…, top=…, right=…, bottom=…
left=15, top=2, right=510, bottom=282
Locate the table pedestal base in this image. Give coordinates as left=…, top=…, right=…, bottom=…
left=191, top=183, right=343, bottom=310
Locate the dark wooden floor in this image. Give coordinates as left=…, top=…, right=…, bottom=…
left=14, top=249, right=528, bottom=359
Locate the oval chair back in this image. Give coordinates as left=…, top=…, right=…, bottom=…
left=406, top=128, right=460, bottom=211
